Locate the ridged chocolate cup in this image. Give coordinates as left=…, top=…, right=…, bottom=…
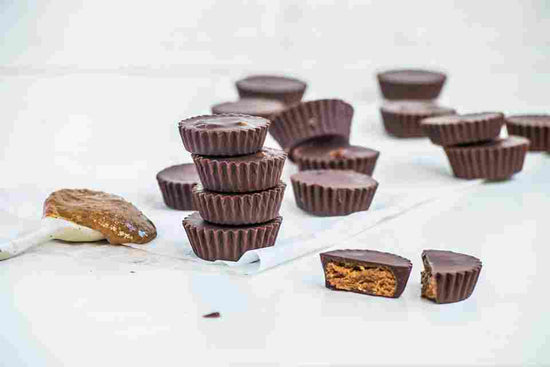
left=422, top=250, right=482, bottom=304
left=192, top=147, right=287, bottom=193
left=421, top=112, right=504, bottom=146
left=380, top=101, right=456, bottom=138
left=269, top=99, right=353, bottom=152
left=156, top=163, right=200, bottom=210
left=183, top=212, right=283, bottom=261
left=505, top=115, right=550, bottom=151
left=290, top=170, right=378, bottom=217
left=293, top=142, right=380, bottom=176
left=444, top=136, right=530, bottom=180
left=178, top=114, right=269, bottom=156
left=321, top=249, right=412, bottom=298
left=236, top=75, right=307, bottom=105
left=377, top=69, right=446, bottom=100
left=192, top=182, right=286, bottom=225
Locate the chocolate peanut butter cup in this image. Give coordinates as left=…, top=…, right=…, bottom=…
left=211, top=98, right=287, bottom=120
left=505, top=115, right=550, bottom=151
left=321, top=249, right=412, bottom=298
left=192, top=182, right=286, bottom=225
left=178, top=114, right=269, bottom=156
left=156, top=163, right=200, bottom=210
left=380, top=101, right=456, bottom=138
left=292, top=141, right=380, bottom=176
left=192, top=147, right=287, bottom=193
left=269, top=99, right=353, bottom=152
left=236, top=75, right=307, bottom=105
left=183, top=212, right=283, bottom=261
left=421, top=112, right=504, bottom=146
left=290, top=170, right=378, bottom=216
left=377, top=69, right=447, bottom=100
left=421, top=250, right=482, bottom=304
left=444, top=136, right=529, bottom=180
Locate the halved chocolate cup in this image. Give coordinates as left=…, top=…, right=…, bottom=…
left=321, top=249, right=412, bottom=298
left=421, top=249, right=482, bottom=304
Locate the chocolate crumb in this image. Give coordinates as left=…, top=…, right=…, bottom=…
left=329, top=148, right=347, bottom=159
left=203, top=312, right=221, bottom=318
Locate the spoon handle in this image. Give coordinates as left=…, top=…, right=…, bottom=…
left=0, top=221, right=61, bottom=261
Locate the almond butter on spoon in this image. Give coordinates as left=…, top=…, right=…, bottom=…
left=0, top=189, right=156, bottom=260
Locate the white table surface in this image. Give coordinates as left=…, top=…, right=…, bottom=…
left=2, top=1, right=550, bottom=366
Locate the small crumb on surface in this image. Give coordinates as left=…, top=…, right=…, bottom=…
left=203, top=312, right=221, bottom=319
left=237, top=121, right=248, bottom=126
left=130, top=271, right=135, bottom=274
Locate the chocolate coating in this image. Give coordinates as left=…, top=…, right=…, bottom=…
left=380, top=101, right=456, bottom=137
left=236, top=75, right=307, bottom=105
left=422, top=250, right=482, bottom=304
left=506, top=114, right=550, bottom=151
left=292, top=141, right=380, bottom=176
left=212, top=98, right=287, bottom=120
left=444, top=136, right=529, bottom=180
left=377, top=69, right=446, bottom=100
left=290, top=170, right=378, bottom=216
left=156, top=163, right=199, bottom=210
left=269, top=99, right=353, bottom=151
left=321, top=249, right=412, bottom=298
left=183, top=212, right=283, bottom=261
left=421, top=112, right=504, bottom=146
left=192, top=147, right=287, bottom=193
left=192, top=182, right=286, bottom=225
left=178, top=114, right=270, bottom=156
left=44, top=189, right=156, bottom=245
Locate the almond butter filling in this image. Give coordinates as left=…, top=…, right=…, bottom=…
left=44, top=189, right=156, bottom=245
left=421, top=263, right=437, bottom=300
left=325, top=262, right=397, bottom=297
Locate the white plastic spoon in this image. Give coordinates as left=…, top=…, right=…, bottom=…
left=0, top=216, right=105, bottom=260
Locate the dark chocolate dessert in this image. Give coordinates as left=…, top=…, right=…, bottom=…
left=380, top=100, right=456, bottom=138
left=192, top=147, right=287, bottom=193
left=421, top=112, right=504, bottom=146
left=290, top=170, right=378, bottom=216
left=421, top=250, right=482, bottom=304
left=156, top=163, right=200, bottom=210
left=505, top=114, right=550, bottom=151
left=183, top=212, right=283, bottom=261
left=269, top=99, right=353, bottom=152
left=178, top=114, right=270, bottom=156
left=292, top=141, right=379, bottom=176
left=192, top=182, right=286, bottom=225
left=444, top=136, right=530, bottom=180
left=377, top=69, right=447, bottom=100
left=236, top=75, right=307, bottom=105
left=321, top=249, right=412, bottom=298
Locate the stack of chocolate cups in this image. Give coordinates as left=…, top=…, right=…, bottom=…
left=377, top=69, right=456, bottom=138
left=420, top=113, right=530, bottom=180
left=178, top=114, right=287, bottom=261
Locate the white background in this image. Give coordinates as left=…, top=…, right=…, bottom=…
left=1, top=1, right=549, bottom=366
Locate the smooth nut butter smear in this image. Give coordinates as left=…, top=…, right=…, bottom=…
left=44, top=189, right=156, bottom=244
